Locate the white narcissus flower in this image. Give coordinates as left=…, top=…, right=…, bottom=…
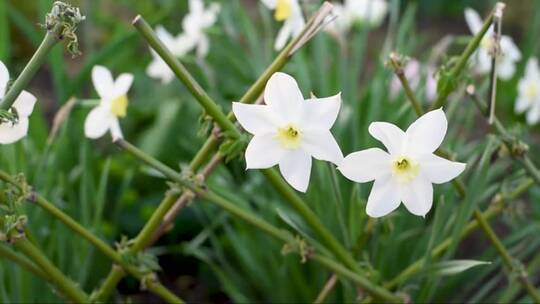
left=261, top=0, right=305, bottom=51
left=0, top=61, right=37, bottom=144
left=515, top=57, right=540, bottom=124
left=146, top=26, right=196, bottom=84
left=84, top=65, right=133, bottom=141
left=390, top=59, right=438, bottom=102
left=330, top=0, right=388, bottom=33
left=182, top=0, right=221, bottom=58
left=338, top=109, right=466, bottom=218
left=232, top=72, right=343, bottom=192
left=464, top=7, right=521, bottom=80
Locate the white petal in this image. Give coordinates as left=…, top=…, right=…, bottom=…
left=92, top=65, right=114, bottom=98
left=501, top=36, right=521, bottom=61
left=419, top=154, right=466, bottom=184
left=279, top=149, right=312, bottom=192
left=400, top=177, right=433, bottom=217
left=196, top=35, right=210, bottom=59
left=368, top=122, right=405, bottom=155
left=113, top=73, right=133, bottom=96
left=526, top=104, right=540, bottom=125
left=84, top=106, right=112, bottom=139
left=264, top=72, right=304, bottom=122
left=525, top=57, right=540, bottom=79
left=464, top=8, right=484, bottom=34
left=476, top=49, right=492, bottom=75
left=497, top=58, right=516, bottom=81
left=301, top=130, right=343, bottom=165
left=0, top=61, right=9, bottom=97
left=155, top=25, right=177, bottom=50
left=189, top=0, right=204, bottom=14
left=515, top=95, right=529, bottom=113
left=109, top=118, right=124, bottom=141
left=366, top=175, right=401, bottom=218
left=245, top=133, right=285, bottom=169
left=405, top=108, right=447, bottom=156
left=12, top=91, right=37, bottom=117
left=338, top=148, right=391, bottom=183
left=146, top=57, right=174, bottom=84
left=232, top=102, right=278, bottom=135
left=0, top=117, right=29, bottom=144
left=275, top=20, right=293, bottom=51
left=301, top=93, right=341, bottom=130
left=260, top=0, right=277, bottom=9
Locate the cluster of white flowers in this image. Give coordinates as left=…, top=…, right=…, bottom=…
left=233, top=72, right=466, bottom=218
left=261, top=0, right=305, bottom=51
left=390, top=59, right=438, bottom=103
left=146, top=0, right=220, bottom=83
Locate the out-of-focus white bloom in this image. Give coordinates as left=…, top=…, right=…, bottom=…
left=85, top=66, right=133, bottom=141
left=182, top=0, right=221, bottom=58
left=327, top=0, right=388, bottom=35
left=515, top=57, right=540, bottom=124
left=146, top=26, right=196, bottom=84
left=233, top=72, right=343, bottom=192
left=338, top=109, right=465, bottom=218
left=390, top=59, right=438, bottom=102
left=0, top=61, right=37, bottom=144
left=261, top=0, right=305, bottom=51
left=464, top=7, right=521, bottom=80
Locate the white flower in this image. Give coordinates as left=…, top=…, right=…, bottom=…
left=329, top=0, right=388, bottom=33
left=464, top=7, right=521, bottom=80
left=84, top=65, right=133, bottom=141
left=338, top=109, right=466, bottom=218
left=515, top=57, right=540, bottom=124
left=261, top=0, right=305, bottom=51
left=182, top=0, right=220, bottom=58
left=0, top=61, right=37, bottom=144
left=390, top=59, right=438, bottom=102
left=233, top=72, right=343, bottom=192
left=146, top=26, right=196, bottom=84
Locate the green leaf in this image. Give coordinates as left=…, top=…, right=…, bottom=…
left=432, top=260, right=491, bottom=276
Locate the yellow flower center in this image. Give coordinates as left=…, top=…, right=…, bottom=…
left=276, top=124, right=302, bottom=149
left=526, top=82, right=538, bottom=100
left=110, top=95, right=128, bottom=118
left=481, top=37, right=504, bottom=59
left=275, top=0, right=292, bottom=21
left=391, top=156, right=419, bottom=183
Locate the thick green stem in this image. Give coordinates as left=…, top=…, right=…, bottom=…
left=132, top=16, right=240, bottom=139
left=1, top=24, right=61, bottom=110
left=430, top=6, right=495, bottom=110
left=0, top=171, right=184, bottom=304
left=0, top=244, right=48, bottom=280
left=14, top=237, right=89, bottom=303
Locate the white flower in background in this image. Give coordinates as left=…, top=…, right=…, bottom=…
left=515, top=57, right=540, bottom=124
left=233, top=72, right=343, bottom=192
left=0, top=61, right=37, bottom=144
left=182, top=0, right=221, bottom=58
left=338, top=109, right=465, bottom=218
left=390, top=59, right=438, bottom=102
left=464, top=7, right=521, bottom=80
left=330, top=0, right=388, bottom=33
left=146, top=26, right=196, bottom=84
left=261, top=0, right=305, bottom=51
left=84, top=65, right=133, bottom=141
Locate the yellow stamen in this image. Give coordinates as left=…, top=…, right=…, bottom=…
left=391, top=156, right=419, bottom=183
left=276, top=123, right=302, bottom=149
left=275, top=0, right=292, bottom=21
left=110, top=95, right=128, bottom=118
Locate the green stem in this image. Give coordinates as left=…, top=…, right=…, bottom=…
left=0, top=243, right=48, bottom=280
left=116, top=139, right=401, bottom=301
left=385, top=178, right=533, bottom=289
left=430, top=6, right=495, bottom=110
left=0, top=171, right=184, bottom=304
left=132, top=16, right=240, bottom=139
left=14, top=237, right=89, bottom=303
left=388, top=53, right=424, bottom=116
left=1, top=24, right=61, bottom=110
left=93, top=194, right=181, bottom=302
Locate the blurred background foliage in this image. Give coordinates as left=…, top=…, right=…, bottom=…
left=1, top=0, right=540, bottom=302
